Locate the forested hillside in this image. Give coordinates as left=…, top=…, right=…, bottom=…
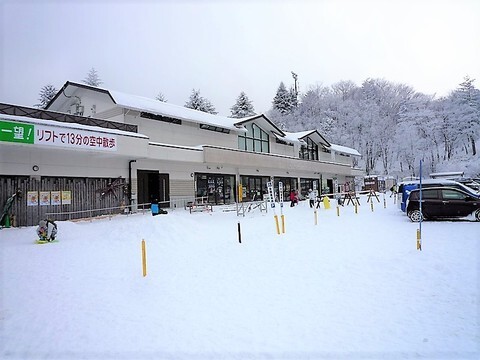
left=267, top=77, right=480, bottom=178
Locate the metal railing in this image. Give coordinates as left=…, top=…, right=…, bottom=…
left=236, top=200, right=268, bottom=217
left=45, top=202, right=153, bottom=222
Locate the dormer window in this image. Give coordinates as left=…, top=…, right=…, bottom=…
left=238, top=123, right=270, bottom=153
left=299, top=137, right=318, bottom=160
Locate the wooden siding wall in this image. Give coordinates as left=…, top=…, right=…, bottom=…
left=0, top=176, right=127, bottom=227
left=169, top=179, right=195, bottom=197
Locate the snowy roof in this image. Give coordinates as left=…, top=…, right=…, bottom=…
left=234, top=114, right=285, bottom=136
left=284, top=130, right=331, bottom=146
left=48, top=81, right=246, bottom=133
left=329, top=143, right=361, bottom=157
left=0, top=113, right=149, bottom=138
left=109, top=90, right=245, bottom=133
left=429, top=171, right=464, bottom=179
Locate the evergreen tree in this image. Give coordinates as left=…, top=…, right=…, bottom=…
left=83, top=67, right=102, bottom=87
left=156, top=92, right=167, bottom=102
left=272, top=82, right=294, bottom=115
left=184, top=89, right=217, bottom=114
left=230, top=91, right=255, bottom=118
left=290, top=87, right=299, bottom=109
left=36, top=84, right=57, bottom=109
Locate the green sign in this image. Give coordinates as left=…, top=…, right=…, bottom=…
left=0, top=120, right=34, bottom=144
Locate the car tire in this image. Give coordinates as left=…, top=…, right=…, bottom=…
left=475, top=209, right=480, bottom=222
left=408, top=209, right=423, bottom=222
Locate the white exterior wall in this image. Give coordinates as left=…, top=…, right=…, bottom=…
left=0, top=115, right=149, bottom=177
left=51, top=89, right=119, bottom=120
left=0, top=144, right=130, bottom=178
left=124, top=112, right=238, bottom=148
left=269, top=141, right=296, bottom=157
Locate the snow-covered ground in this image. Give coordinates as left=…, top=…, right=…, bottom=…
left=1, top=195, right=479, bottom=360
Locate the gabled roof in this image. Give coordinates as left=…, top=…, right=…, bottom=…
left=284, top=130, right=331, bottom=147
left=234, top=114, right=286, bottom=137
left=46, top=81, right=114, bottom=108
left=47, top=81, right=244, bottom=132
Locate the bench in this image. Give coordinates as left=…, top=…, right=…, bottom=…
left=187, top=202, right=213, bottom=213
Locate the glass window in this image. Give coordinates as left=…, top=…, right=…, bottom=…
left=299, top=137, right=318, bottom=160
left=420, top=189, right=438, bottom=199
left=238, top=136, right=246, bottom=150
left=442, top=189, right=466, bottom=200
left=254, top=139, right=261, bottom=152
left=238, top=122, right=270, bottom=153
left=246, top=138, right=254, bottom=151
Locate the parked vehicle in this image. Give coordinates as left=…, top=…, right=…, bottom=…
left=398, top=179, right=480, bottom=212
left=406, top=187, right=480, bottom=222
left=454, top=178, right=480, bottom=192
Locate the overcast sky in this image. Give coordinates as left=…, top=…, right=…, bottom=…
left=1, top=0, right=479, bottom=116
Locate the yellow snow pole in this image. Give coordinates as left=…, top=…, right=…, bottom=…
left=416, top=229, right=422, bottom=251
left=281, top=214, right=285, bottom=233
left=141, top=239, right=147, bottom=277
left=274, top=215, right=280, bottom=235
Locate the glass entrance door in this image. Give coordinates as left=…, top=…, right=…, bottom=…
left=196, top=173, right=235, bottom=205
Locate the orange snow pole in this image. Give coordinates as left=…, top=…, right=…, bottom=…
left=141, top=239, right=147, bottom=277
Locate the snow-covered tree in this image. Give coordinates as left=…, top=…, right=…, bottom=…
left=184, top=89, right=217, bottom=114
left=156, top=92, right=167, bottom=102
left=266, top=76, right=480, bottom=177
left=36, top=84, right=57, bottom=109
left=83, top=67, right=102, bottom=87
left=230, top=91, right=255, bottom=118
left=449, top=76, right=480, bottom=156
left=272, top=82, right=294, bottom=115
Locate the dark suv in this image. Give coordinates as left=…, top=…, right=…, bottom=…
left=406, top=187, right=480, bottom=222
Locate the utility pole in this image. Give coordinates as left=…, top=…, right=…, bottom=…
left=291, top=71, right=298, bottom=96
left=291, top=71, right=298, bottom=107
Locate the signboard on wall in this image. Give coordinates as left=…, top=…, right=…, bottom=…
left=0, top=119, right=117, bottom=151
left=61, top=191, right=72, bottom=205
left=27, top=191, right=39, bottom=206
left=0, top=120, right=34, bottom=144
left=51, top=191, right=61, bottom=205
left=40, top=191, right=51, bottom=206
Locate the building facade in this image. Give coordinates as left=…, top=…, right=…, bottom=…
left=1, top=81, right=363, bottom=226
